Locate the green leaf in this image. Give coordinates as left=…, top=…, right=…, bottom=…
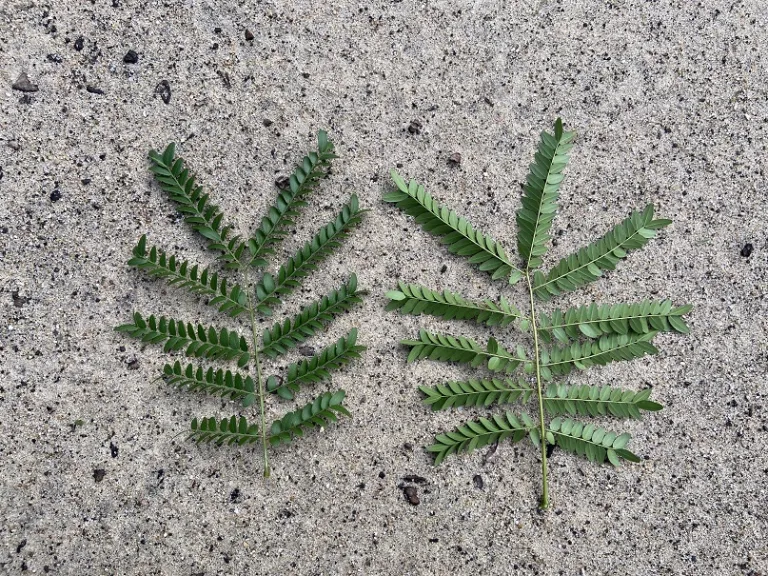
left=550, top=419, right=638, bottom=465
left=516, top=118, right=576, bottom=270
left=115, top=312, right=250, bottom=366
left=542, top=332, right=658, bottom=376
left=243, top=131, right=337, bottom=267
left=543, top=383, right=662, bottom=418
left=427, top=412, right=532, bottom=465
left=268, top=330, right=365, bottom=400
left=254, top=195, right=365, bottom=314
left=162, top=361, right=254, bottom=405
left=260, top=275, right=362, bottom=358
left=188, top=415, right=260, bottom=446
left=533, top=204, right=672, bottom=299
left=384, top=173, right=521, bottom=282
left=127, top=236, right=249, bottom=317
left=148, top=144, right=245, bottom=268
left=385, top=282, right=525, bottom=328
left=537, top=300, right=691, bottom=343
left=268, top=390, right=351, bottom=446
left=400, top=330, right=526, bottom=373
left=420, top=378, right=532, bottom=410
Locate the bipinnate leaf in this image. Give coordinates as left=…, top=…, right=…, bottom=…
left=533, top=204, right=672, bottom=299
left=246, top=130, right=337, bottom=267
left=128, top=235, right=249, bottom=317
left=386, top=282, right=524, bottom=327
left=267, top=329, right=365, bottom=400
left=420, top=378, right=532, bottom=411
left=516, top=118, right=576, bottom=270
left=385, top=172, right=522, bottom=284
left=162, top=361, right=256, bottom=407
left=543, top=384, right=662, bottom=418
left=115, top=312, right=250, bottom=367
left=427, top=412, right=534, bottom=465
left=548, top=417, right=640, bottom=465
left=269, top=390, right=350, bottom=446
left=254, top=195, right=365, bottom=315
left=261, top=274, right=362, bottom=358
left=537, top=300, right=692, bottom=343
left=148, top=143, right=245, bottom=268
left=189, top=415, right=260, bottom=446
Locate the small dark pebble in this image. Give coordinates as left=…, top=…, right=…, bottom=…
left=12, top=291, right=29, bottom=308
left=155, top=80, right=171, bottom=104
left=230, top=488, right=241, bottom=502
left=275, top=175, right=290, bottom=189
left=403, top=486, right=420, bottom=505
left=16, top=539, right=26, bottom=554
left=86, top=85, right=104, bottom=95
left=740, top=243, right=753, bottom=258
left=408, top=120, right=422, bottom=134
left=278, top=509, right=294, bottom=518
left=298, top=345, right=315, bottom=357
left=263, top=118, right=273, bottom=127
left=93, top=469, right=106, bottom=482
left=123, top=49, right=139, bottom=64
left=545, top=442, right=556, bottom=458
left=46, top=54, right=62, bottom=63
left=440, top=264, right=447, bottom=273
left=12, top=72, right=39, bottom=93
left=403, top=442, right=413, bottom=451
left=301, top=72, right=310, bottom=79
left=214, top=27, right=222, bottom=33
left=447, top=152, right=462, bottom=166
left=74, top=36, right=85, bottom=51
left=81, top=178, right=91, bottom=185
left=0, top=166, right=3, bottom=182
left=211, top=42, right=219, bottom=50
left=245, top=29, right=254, bottom=41
left=109, top=442, right=118, bottom=458
left=401, top=474, right=427, bottom=485
left=483, top=96, right=494, bottom=107
left=429, top=538, right=439, bottom=543
left=379, top=471, right=386, bottom=479
left=126, top=357, right=139, bottom=370
left=50, top=188, right=62, bottom=202
left=473, top=474, right=484, bottom=489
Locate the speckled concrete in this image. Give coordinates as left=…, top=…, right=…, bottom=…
left=1, top=1, right=767, bottom=574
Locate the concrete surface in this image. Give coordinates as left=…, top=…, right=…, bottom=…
left=1, top=0, right=767, bottom=574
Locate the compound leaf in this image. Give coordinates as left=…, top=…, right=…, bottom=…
left=148, top=144, right=245, bottom=268
left=386, top=282, right=525, bottom=328
left=254, top=195, right=365, bottom=315
left=533, top=204, right=672, bottom=299
left=268, top=390, right=350, bottom=446
left=128, top=235, right=249, bottom=317
left=420, top=378, right=532, bottom=411
left=115, top=312, right=250, bottom=367
left=189, top=415, right=260, bottom=446
left=267, top=329, right=365, bottom=400
left=516, top=118, right=576, bottom=270
left=385, top=172, right=522, bottom=284
left=537, top=300, right=692, bottom=343
left=427, top=412, right=533, bottom=465
left=245, top=131, right=337, bottom=267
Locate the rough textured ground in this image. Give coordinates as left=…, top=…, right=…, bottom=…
left=1, top=0, right=767, bottom=574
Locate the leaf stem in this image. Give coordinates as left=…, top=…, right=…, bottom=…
left=246, top=291, right=271, bottom=478
left=525, top=270, right=549, bottom=509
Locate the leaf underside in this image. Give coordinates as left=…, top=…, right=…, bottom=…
left=516, top=118, right=576, bottom=270
left=385, top=171, right=522, bottom=284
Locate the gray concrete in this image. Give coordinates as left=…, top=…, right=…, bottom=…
left=1, top=0, right=767, bottom=574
